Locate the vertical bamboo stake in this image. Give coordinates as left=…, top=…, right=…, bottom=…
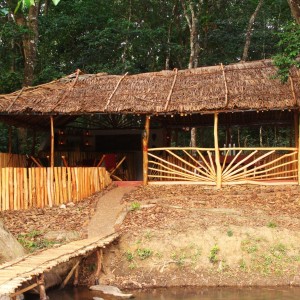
left=214, top=113, right=222, bottom=188
left=143, top=115, right=150, bottom=185
left=49, top=116, right=54, bottom=207
left=298, top=111, right=300, bottom=185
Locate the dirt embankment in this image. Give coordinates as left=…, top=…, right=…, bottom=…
left=97, top=185, right=300, bottom=288
left=2, top=184, right=300, bottom=288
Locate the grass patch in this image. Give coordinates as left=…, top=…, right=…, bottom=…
left=209, top=245, right=220, bottom=264
left=227, top=229, right=233, bottom=237
left=130, top=202, right=141, bottom=211
left=267, top=221, right=277, bottom=228
left=17, top=230, right=56, bottom=252
left=136, top=248, right=152, bottom=260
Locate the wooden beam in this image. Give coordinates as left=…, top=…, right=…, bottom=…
left=104, top=72, right=128, bottom=111
left=60, top=260, right=80, bottom=289
left=214, top=113, right=222, bottom=188
left=164, top=68, right=178, bottom=110
left=143, top=116, right=150, bottom=185
left=10, top=282, right=38, bottom=298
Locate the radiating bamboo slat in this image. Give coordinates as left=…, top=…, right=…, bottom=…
left=148, top=147, right=298, bottom=185
left=0, top=167, right=112, bottom=211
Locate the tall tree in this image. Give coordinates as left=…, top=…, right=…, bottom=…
left=287, top=0, right=300, bottom=24
left=242, top=0, right=264, bottom=61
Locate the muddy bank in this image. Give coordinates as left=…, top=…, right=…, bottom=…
left=90, top=185, right=300, bottom=288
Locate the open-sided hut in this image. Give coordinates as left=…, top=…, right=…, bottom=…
left=0, top=59, right=300, bottom=210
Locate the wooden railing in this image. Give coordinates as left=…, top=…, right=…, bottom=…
left=148, top=147, right=298, bottom=185
left=0, top=153, right=27, bottom=167
left=0, top=167, right=112, bottom=211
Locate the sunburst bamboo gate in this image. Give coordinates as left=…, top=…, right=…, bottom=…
left=0, top=167, right=111, bottom=211
left=148, top=147, right=298, bottom=185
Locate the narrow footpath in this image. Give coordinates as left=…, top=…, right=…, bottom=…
left=88, top=185, right=136, bottom=238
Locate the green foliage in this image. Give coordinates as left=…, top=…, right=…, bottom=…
left=124, top=250, right=134, bottom=262
left=227, top=229, right=233, bottom=237
left=209, top=244, right=220, bottom=264
left=130, top=202, right=141, bottom=211
left=17, top=230, right=56, bottom=252
left=239, top=259, right=247, bottom=271
left=136, top=248, right=152, bottom=260
left=171, top=252, right=186, bottom=267
left=273, top=22, right=300, bottom=82
left=267, top=221, right=277, bottom=228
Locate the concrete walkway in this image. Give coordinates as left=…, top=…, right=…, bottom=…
left=88, top=186, right=135, bottom=238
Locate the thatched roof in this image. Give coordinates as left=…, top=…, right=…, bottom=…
left=0, top=59, right=299, bottom=116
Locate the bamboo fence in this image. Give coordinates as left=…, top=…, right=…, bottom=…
left=0, top=153, right=27, bottom=167
left=148, top=147, right=298, bottom=185
left=0, top=167, right=111, bottom=211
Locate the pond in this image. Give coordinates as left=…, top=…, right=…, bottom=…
left=25, top=286, right=300, bottom=300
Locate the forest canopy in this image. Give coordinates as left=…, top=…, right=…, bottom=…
left=0, top=0, right=299, bottom=93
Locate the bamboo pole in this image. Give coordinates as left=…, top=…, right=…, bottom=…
left=143, top=116, right=150, bottom=185
left=49, top=116, right=54, bottom=207
left=214, top=113, right=222, bottom=188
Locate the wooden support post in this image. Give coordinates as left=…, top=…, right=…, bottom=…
left=74, top=263, right=80, bottom=287
left=143, top=115, right=150, bottom=186
left=214, top=113, right=222, bottom=188
left=60, top=260, right=80, bottom=289
left=37, top=273, right=47, bottom=300
left=297, top=111, right=300, bottom=185
left=49, top=116, right=54, bottom=207
left=50, top=116, right=54, bottom=168
left=94, top=249, right=103, bottom=285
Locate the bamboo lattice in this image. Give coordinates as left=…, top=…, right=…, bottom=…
left=148, top=147, right=298, bottom=185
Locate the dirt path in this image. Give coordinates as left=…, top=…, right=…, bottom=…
left=87, top=186, right=135, bottom=238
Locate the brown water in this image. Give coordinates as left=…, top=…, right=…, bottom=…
left=25, top=286, right=300, bottom=300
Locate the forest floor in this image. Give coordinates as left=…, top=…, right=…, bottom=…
left=2, top=184, right=300, bottom=288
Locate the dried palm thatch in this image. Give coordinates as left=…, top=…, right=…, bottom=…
left=0, top=59, right=299, bottom=115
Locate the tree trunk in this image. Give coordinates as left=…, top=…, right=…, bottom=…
left=180, top=0, right=202, bottom=148
left=11, top=1, right=39, bottom=86
left=287, top=0, right=300, bottom=24
left=241, top=0, right=264, bottom=62
left=165, top=2, right=177, bottom=70
left=180, top=0, right=201, bottom=69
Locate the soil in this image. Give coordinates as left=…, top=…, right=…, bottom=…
left=99, top=184, right=300, bottom=288
left=2, top=184, right=300, bottom=288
